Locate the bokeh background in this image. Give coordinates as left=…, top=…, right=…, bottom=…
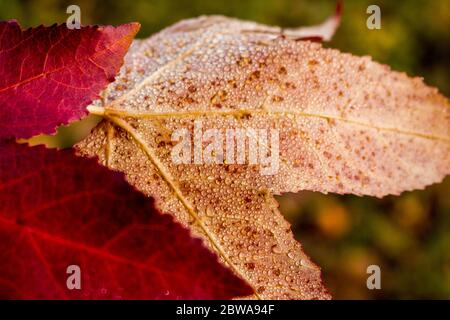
left=1, top=0, right=449, bottom=299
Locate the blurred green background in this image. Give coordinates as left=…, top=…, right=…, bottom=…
left=2, top=0, right=449, bottom=299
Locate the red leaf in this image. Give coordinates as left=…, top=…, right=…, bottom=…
left=0, top=21, right=140, bottom=140
left=0, top=141, right=253, bottom=299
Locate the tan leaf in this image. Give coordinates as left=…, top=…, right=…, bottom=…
left=76, top=15, right=450, bottom=299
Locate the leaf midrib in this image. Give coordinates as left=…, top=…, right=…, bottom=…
left=104, top=114, right=263, bottom=299
left=88, top=105, right=450, bottom=143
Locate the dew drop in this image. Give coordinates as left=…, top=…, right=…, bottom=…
left=300, top=259, right=310, bottom=267
left=271, top=244, right=282, bottom=254
left=206, top=206, right=215, bottom=217
left=287, top=250, right=296, bottom=259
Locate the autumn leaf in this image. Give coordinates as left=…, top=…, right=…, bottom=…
left=76, top=14, right=450, bottom=300
left=0, top=140, right=252, bottom=299
left=0, top=20, right=252, bottom=300
left=0, top=20, right=140, bottom=140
